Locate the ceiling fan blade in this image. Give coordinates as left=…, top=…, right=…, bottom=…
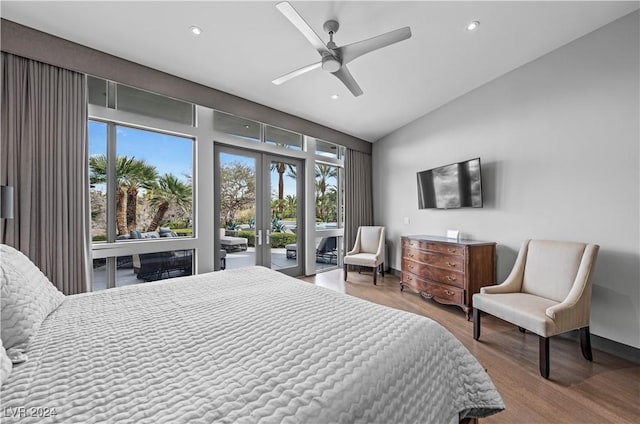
left=337, top=26, right=412, bottom=65
left=272, top=62, right=322, bottom=85
left=332, top=65, right=363, bottom=97
left=276, top=2, right=329, bottom=56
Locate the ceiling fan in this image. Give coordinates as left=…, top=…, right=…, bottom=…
left=272, top=1, right=412, bottom=97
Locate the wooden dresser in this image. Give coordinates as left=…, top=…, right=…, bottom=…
left=401, top=235, right=496, bottom=319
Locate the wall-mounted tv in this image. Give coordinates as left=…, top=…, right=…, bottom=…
left=417, top=158, right=483, bottom=209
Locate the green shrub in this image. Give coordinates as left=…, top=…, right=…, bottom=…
left=270, top=233, right=296, bottom=248
left=92, top=235, right=107, bottom=242
left=166, top=221, right=189, bottom=229
left=238, top=230, right=256, bottom=247
left=235, top=231, right=295, bottom=248
left=172, top=228, right=193, bottom=237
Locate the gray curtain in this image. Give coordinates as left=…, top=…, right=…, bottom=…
left=344, top=149, right=373, bottom=253
left=1, top=52, right=90, bottom=295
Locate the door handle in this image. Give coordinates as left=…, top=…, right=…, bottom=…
left=256, top=229, right=262, bottom=246
left=266, top=229, right=271, bottom=245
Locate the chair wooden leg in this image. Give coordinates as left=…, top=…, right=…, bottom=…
left=373, top=267, right=377, bottom=285
left=539, top=336, right=550, bottom=379
left=473, top=308, right=481, bottom=340
left=343, top=264, right=348, bottom=281
left=381, top=263, right=385, bottom=277
left=580, top=326, right=593, bottom=361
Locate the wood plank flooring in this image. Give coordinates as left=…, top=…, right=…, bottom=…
left=300, top=270, right=640, bottom=423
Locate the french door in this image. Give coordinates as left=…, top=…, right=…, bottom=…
left=214, top=146, right=304, bottom=276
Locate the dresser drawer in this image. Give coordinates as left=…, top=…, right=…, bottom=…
left=420, top=280, right=464, bottom=305
left=401, top=272, right=464, bottom=304
left=424, top=243, right=465, bottom=257
left=424, top=266, right=465, bottom=289
left=402, top=258, right=428, bottom=276
left=403, top=239, right=427, bottom=251
left=401, top=271, right=429, bottom=292
left=402, top=238, right=465, bottom=256
left=401, top=258, right=465, bottom=289
left=403, top=248, right=464, bottom=271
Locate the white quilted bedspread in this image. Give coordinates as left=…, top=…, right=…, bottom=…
left=1, top=267, right=503, bottom=423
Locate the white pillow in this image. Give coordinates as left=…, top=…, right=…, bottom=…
left=0, top=244, right=65, bottom=351
left=0, top=339, right=11, bottom=388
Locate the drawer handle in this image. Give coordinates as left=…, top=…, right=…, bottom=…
left=408, top=264, right=414, bottom=269
left=410, top=243, right=417, bottom=247
left=422, top=292, right=433, bottom=299
left=408, top=253, right=414, bottom=258
left=447, top=262, right=457, bottom=267
left=405, top=276, right=412, bottom=281
left=447, top=248, right=457, bottom=253
left=446, top=275, right=457, bottom=281
left=444, top=290, right=455, bottom=296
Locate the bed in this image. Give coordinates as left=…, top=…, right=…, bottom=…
left=0, top=244, right=503, bottom=423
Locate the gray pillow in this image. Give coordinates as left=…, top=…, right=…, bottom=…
left=0, top=244, right=65, bottom=352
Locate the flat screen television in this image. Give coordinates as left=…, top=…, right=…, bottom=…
left=417, top=158, right=483, bottom=209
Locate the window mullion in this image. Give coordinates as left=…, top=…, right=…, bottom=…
left=106, top=123, right=117, bottom=244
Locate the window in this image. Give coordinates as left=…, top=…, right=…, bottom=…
left=88, top=76, right=195, bottom=126
left=92, top=249, right=194, bottom=291
left=88, top=76, right=351, bottom=279
left=265, top=125, right=302, bottom=151
left=88, top=117, right=195, bottom=290
left=89, top=121, right=108, bottom=242
left=116, top=85, right=195, bottom=126
left=315, top=164, right=339, bottom=228
left=89, top=122, right=194, bottom=241
left=314, top=138, right=345, bottom=160
left=213, top=110, right=260, bottom=142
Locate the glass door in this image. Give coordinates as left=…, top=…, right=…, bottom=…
left=262, top=155, right=303, bottom=276
left=215, top=146, right=304, bottom=276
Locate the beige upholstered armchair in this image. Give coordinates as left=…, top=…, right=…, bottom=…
left=473, top=239, right=599, bottom=379
left=343, top=226, right=385, bottom=285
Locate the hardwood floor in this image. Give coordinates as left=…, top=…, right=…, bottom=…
left=300, top=270, right=640, bottom=424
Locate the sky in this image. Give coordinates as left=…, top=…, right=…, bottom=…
left=88, top=121, right=193, bottom=184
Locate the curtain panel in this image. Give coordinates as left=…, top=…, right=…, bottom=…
left=344, top=149, right=373, bottom=254
left=1, top=52, right=90, bottom=294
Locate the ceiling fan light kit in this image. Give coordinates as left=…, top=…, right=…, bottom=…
left=273, top=1, right=412, bottom=97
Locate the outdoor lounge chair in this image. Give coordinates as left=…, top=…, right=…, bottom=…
left=220, top=229, right=248, bottom=252
left=316, top=237, right=338, bottom=264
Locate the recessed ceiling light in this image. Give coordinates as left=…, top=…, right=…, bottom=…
left=466, top=21, right=480, bottom=31
left=330, top=94, right=339, bottom=100
left=244, top=125, right=250, bottom=129
left=190, top=26, right=202, bottom=35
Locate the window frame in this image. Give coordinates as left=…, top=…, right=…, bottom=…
left=88, top=105, right=198, bottom=289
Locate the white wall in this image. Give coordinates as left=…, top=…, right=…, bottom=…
left=373, top=12, right=639, bottom=348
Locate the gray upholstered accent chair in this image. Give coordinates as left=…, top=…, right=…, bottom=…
left=343, top=226, right=385, bottom=285
left=473, top=239, right=599, bottom=378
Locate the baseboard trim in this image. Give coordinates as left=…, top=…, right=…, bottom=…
left=558, top=331, right=640, bottom=364
left=390, top=267, right=640, bottom=364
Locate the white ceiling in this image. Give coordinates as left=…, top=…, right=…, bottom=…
left=1, top=1, right=638, bottom=142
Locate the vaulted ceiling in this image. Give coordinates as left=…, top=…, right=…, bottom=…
left=2, top=1, right=638, bottom=142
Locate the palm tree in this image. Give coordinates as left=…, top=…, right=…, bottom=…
left=271, top=162, right=295, bottom=215
left=146, top=173, right=192, bottom=232
left=284, top=194, right=297, bottom=218
left=315, top=164, right=337, bottom=222
left=89, top=155, right=159, bottom=236
left=123, top=161, right=158, bottom=232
